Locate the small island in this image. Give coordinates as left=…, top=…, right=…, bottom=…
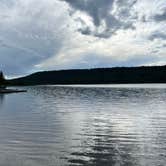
left=0, top=71, right=26, bottom=94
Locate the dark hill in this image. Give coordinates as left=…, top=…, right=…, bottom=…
left=7, top=66, right=166, bottom=85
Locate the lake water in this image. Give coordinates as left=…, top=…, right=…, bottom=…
left=0, top=84, right=166, bottom=166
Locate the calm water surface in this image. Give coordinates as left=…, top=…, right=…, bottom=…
left=0, top=84, right=166, bottom=166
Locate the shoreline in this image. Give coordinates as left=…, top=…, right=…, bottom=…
left=0, top=89, right=27, bottom=94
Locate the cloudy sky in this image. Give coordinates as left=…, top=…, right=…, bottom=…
left=0, top=0, right=166, bottom=76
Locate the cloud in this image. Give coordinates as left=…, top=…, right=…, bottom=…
left=0, top=0, right=166, bottom=76
left=149, top=32, right=166, bottom=40
left=0, top=0, right=71, bottom=75
left=36, top=27, right=166, bottom=70
left=61, top=0, right=137, bottom=38
left=154, top=10, right=166, bottom=22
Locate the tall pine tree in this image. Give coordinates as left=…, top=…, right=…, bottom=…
left=0, top=71, right=5, bottom=88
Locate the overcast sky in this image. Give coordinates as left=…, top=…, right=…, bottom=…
left=0, top=0, right=166, bottom=76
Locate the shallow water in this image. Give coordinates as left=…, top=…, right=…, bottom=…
left=0, top=84, right=166, bottom=166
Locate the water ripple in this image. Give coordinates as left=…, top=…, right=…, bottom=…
left=0, top=85, right=166, bottom=165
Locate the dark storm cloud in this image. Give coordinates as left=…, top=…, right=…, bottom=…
left=62, top=0, right=137, bottom=38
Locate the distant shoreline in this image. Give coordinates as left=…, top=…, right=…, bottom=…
left=6, top=65, right=166, bottom=85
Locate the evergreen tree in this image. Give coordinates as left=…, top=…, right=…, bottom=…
left=0, top=71, right=5, bottom=87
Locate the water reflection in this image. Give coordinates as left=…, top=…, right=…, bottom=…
left=0, top=85, right=166, bottom=166
left=0, top=94, right=5, bottom=108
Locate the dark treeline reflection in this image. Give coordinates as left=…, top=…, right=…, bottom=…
left=0, top=85, right=166, bottom=166
left=0, top=94, right=5, bottom=108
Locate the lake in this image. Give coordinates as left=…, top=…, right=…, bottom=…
left=0, top=84, right=166, bottom=166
